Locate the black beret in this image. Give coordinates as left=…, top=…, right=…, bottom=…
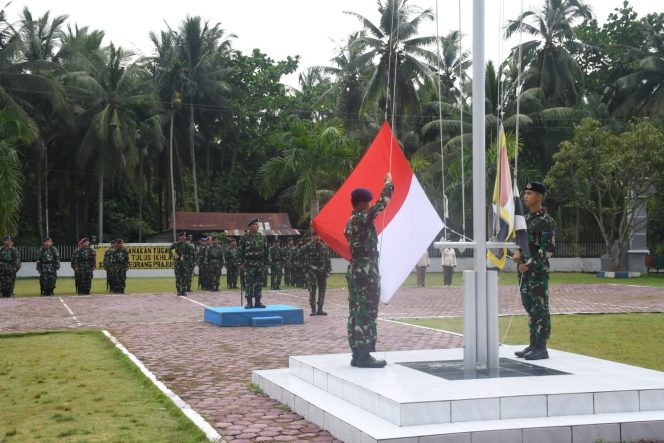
left=178, top=231, right=187, bottom=237
left=248, top=218, right=259, bottom=226
left=43, top=237, right=52, bottom=242
left=351, top=187, right=373, bottom=202
left=115, top=239, right=123, bottom=243
left=526, top=181, right=547, bottom=194
left=3, top=235, right=13, bottom=241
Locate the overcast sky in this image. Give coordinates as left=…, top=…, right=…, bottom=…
left=8, top=0, right=662, bottom=87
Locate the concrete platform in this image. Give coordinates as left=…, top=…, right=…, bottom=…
left=253, top=347, right=664, bottom=442
left=204, top=304, right=303, bottom=327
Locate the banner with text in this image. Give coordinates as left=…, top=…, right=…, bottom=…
left=95, top=243, right=174, bottom=270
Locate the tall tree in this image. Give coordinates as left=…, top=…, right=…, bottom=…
left=506, top=0, right=593, bottom=107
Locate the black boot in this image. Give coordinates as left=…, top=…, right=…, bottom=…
left=310, top=305, right=317, bottom=316
left=525, top=339, right=549, bottom=360
left=350, top=348, right=358, bottom=367
left=355, top=345, right=386, bottom=368
left=254, top=296, right=266, bottom=308
left=245, top=297, right=253, bottom=309
left=316, top=305, right=327, bottom=316
left=515, top=336, right=536, bottom=358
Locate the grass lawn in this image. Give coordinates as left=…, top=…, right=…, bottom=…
left=11, top=272, right=664, bottom=297
left=403, top=313, right=664, bottom=372
left=0, top=331, right=208, bottom=442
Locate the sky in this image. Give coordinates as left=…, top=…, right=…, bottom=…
left=8, top=0, right=663, bottom=88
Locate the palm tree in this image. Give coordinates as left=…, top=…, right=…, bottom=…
left=171, top=16, right=234, bottom=212
left=506, top=0, right=593, bottom=107
left=258, top=118, right=359, bottom=222
left=608, top=18, right=664, bottom=117
left=344, top=0, right=440, bottom=123
left=62, top=43, right=153, bottom=242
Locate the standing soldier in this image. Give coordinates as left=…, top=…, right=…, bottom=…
left=207, top=236, right=225, bottom=291
left=294, top=239, right=304, bottom=287
left=512, top=182, right=556, bottom=361
left=103, top=240, right=116, bottom=292
left=226, top=239, right=239, bottom=289
left=284, top=238, right=295, bottom=286
left=37, top=237, right=60, bottom=296
left=269, top=239, right=284, bottom=290
left=238, top=218, right=269, bottom=308
left=71, top=237, right=96, bottom=295
left=185, top=235, right=196, bottom=292
left=107, top=239, right=129, bottom=294
left=345, top=173, right=393, bottom=368
left=170, top=232, right=193, bottom=296
left=0, top=236, right=20, bottom=297
left=197, top=237, right=209, bottom=290
left=303, top=231, right=331, bottom=316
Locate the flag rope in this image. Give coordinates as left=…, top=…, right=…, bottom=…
left=435, top=0, right=446, bottom=240
left=458, top=0, right=466, bottom=242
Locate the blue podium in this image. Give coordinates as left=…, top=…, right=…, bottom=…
left=204, top=304, right=304, bottom=327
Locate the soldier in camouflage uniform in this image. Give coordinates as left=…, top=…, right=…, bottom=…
left=103, top=241, right=115, bottom=292
left=170, top=232, right=194, bottom=296
left=37, top=237, right=60, bottom=296
left=344, top=174, right=393, bottom=368
left=512, top=181, right=556, bottom=361
left=196, top=237, right=208, bottom=290
left=303, top=231, right=332, bottom=316
left=283, top=238, right=295, bottom=286
left=226, top=239, right=239, bottom=289
left=207, top=236, right=225, bottom=291
left=106, top=239, right=129, bottom=294
left=0, top=236, right=20, bottom=297
left=238, top=218, right=269, bottom=308
left=71, top=237, right=96, bottom=295
left=269, top=239, right=284, bottom=290
left=185, top=235, right=196, bottom=292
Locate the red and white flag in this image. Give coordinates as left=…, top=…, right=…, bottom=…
left=312, top=122, right=444, bottom=303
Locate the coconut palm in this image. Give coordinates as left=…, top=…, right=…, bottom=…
left=345, top=0, right=440, bottom=123
left=258, top=118, right=359, bottom=222
left=506, top=0, right=593, bottom=107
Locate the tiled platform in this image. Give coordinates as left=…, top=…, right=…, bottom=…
left=253, top=347, right=664, bottom=442
left=204, top=304, right=304, bottom=327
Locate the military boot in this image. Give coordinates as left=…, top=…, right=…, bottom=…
left=515, top=336, right=536, bottom=358
left=350, top=348, right=358, bottom=367
left=310, top=305, right=317, bottom=316
left=525, top=339, right=549, bottom=360
left=254, top=296, right=266, bottom=308
left=245, top=297, right=253, bottom=309
left=355, top=346, right=386, bottom=368
left=316, top=305, right=327, bottom=316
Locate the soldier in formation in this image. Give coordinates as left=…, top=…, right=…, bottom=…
left=512, top=181, right=556, bottom=361
left=105, top=239, right=129, bottom=294
left=197, top=237, right=209, bottom=290
left=0, top=235, right=20, bottom=297
left=283, top=237, right=295, bottom=286
left=71, top=237, right=96, bottom=295
left=170, top=232, right=194, bottom=296
left=185, top=235, right=195, bottom=291
left=344, top=173, right=393, bottom=368
left=269, top=239, right=284, bottom=290
left=303, top=231, right=331, bottom=316
left=206, top=236, right=225, bottom=291
left=226, top=239, right=239, bottom=289
left=238, top=218, right=269, bottom=308
left=36, top=237, right=60, bottom=296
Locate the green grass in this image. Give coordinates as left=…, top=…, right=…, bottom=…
left=11, top=272, right=664, bottom=297
left=0, top=331, right=208, bottom=442
left=403, top=313, right=664, bottom=372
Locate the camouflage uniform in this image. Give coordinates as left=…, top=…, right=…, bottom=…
left=37, top=246, right=60, bottom=296
left=303, top=239, right=332, bottom=314
left=284, top=243, right=295, bottom=286
left=226, top=244, right=239, bottom=288
left=345, top=180, right=393, bottom=352
left=518, top=208, right=556, bottom=352
left=198, top=243, right=209, bottom=290
left=185, top=241, right=196, bottom=291
left=106, top=247, right=129, bottom=293
left=71, top=246, right=96, bottom=295
left=238, top=231, right=269, bottom=307
left=269, top=243, right=284, bottom=290
left=0, top=245, right=20, bottom=297
left=170, top=240, right=194, bottom=295
left=206, top=243, right=225, bottom=291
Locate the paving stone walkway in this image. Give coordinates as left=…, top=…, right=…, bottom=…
left=1, top=283, right=663, bottom=441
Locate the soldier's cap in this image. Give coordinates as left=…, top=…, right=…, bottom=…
left=526, top=181, right=547, bottom=194
left=115, top=239, right=123, bottom=244
left=109, top=239, right=117, bottom=244
left=42, top=237, right=52, bottom=243
left=248, top=218, right=259, bottom=226
left=200, top=236, right=209, bottom=241
left=350, top=187, right=373, bottom=203
left=78, top=237, right=89, bottom=245
left=178, top=231, right=187, bottom=238
left=3, top=235, right=13, bottom=241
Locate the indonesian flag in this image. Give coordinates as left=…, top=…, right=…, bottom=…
left=312, top=122, right=444, bottom=303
